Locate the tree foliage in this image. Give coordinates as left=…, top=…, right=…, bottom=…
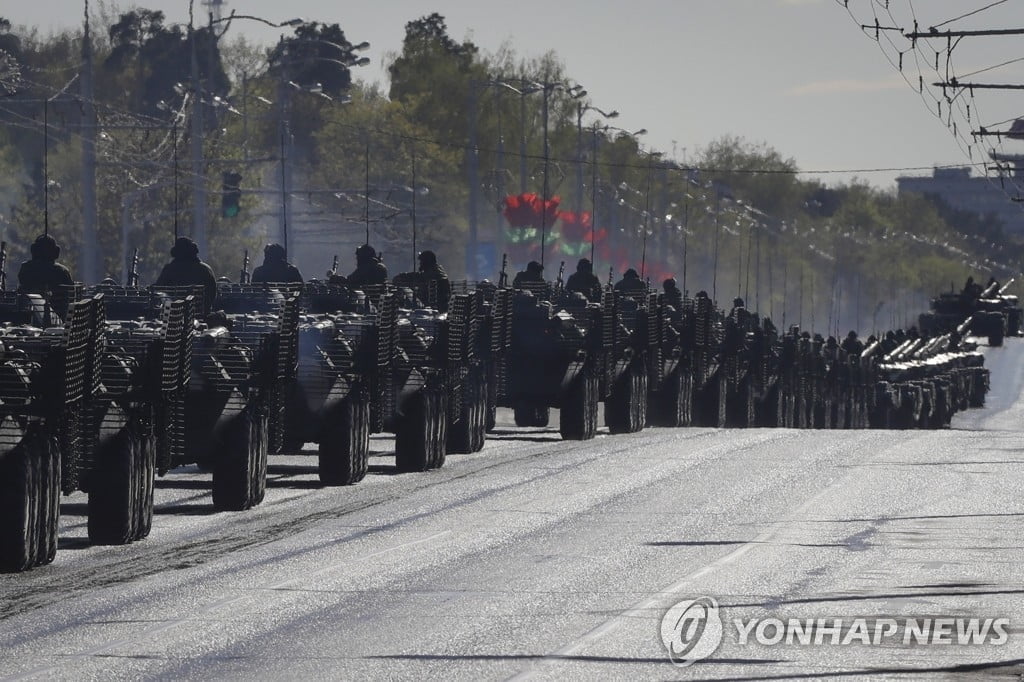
left=0, top=8, right=1018, bottom=336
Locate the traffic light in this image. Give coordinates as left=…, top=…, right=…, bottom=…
left=222, top=171, right=243, bottom=218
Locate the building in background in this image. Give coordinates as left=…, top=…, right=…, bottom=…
left=897, top=165, right=1024, bottom=236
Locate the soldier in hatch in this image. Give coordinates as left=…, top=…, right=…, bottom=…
left=251, top=243, right=303, bottom=283
left=564, top=258, right=602, bottom=302
left=17, top=234, right=74, bottom=296
left=153, top=236, right=218, bottom=311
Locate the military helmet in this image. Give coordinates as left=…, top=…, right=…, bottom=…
left=264, top=243, right=286, bottom=261
left=30, top=234, right=60, bottom=261
left=170, top=236, right=199, bottom=259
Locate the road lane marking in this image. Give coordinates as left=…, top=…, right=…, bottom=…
left=507, top=470, right=858, bottom=680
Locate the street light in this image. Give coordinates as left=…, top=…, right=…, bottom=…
left=466, top=77, right=541, bottom=278
left=590, top=126, right=645, bottom=266
left=533, top=79, right=586, bottom=267
left=187, top=0, right=304, bottom=256
left=576, top=103, right=618, bottom=212
left=274, top=44, right=369, bottom=258
left=638, top=147, right=663, bottom=280
left=480, top=78, right=541, bottom=194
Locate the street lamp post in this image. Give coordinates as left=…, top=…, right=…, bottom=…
left=639, top=148, right=663, bottom=280
left=80, top=1, right=99, bottom=282
left=187, top=4, right=304, bottom=257
left=596, top=125, right=645, bottom=270
left=274, top=36, right=369, bottom=256
left=575, top=104, right=617, bottom=213
left=468, top=78, right=539, bottom=277
left=534, top=79, right=586, bottom=268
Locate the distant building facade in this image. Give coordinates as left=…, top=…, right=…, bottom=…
left=896, top=166, right=1024, bottom=236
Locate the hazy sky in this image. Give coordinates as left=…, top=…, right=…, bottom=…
left=11, top=0, right=1024, bottom=189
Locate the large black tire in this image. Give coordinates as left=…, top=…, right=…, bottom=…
left=135, top=428, right=156, bottom=541
left=606, top=362, right=648, bottom=434
left=212, top=406, right=268, bottom=512
left=1, top=434, right=41, bottom=572
left=430, top=391, right=448, bottom=470
left=651, top=367, right=688, bottom=428
left=560, top=369, right=599, bottom=440
left=988, top=313, right=1005, bottom=347
left=485, top=367, right=498, bottom=433
left=318, top=396, right=370, bottom=486
left=471, top=376, right=487, bottom=452
left=88, top=426, right=141, bottom=545
left=514, top=404, right=550, bottom=427
left=396, top=391, right=440, bottom=473
left=448, top=371, right=488, bottom=454
left=36, top=434, right=61, bottom=566
left=727, top=377, right=756, bottom=428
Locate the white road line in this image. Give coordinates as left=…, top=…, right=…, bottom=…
left=507, top=470, right=856, bottom=680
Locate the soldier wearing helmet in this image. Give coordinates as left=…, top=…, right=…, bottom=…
left=613, top=268, right=646, bottom=294
left=565, top=258, right=602, bottom=302
left=153, top=236, right=218, bottom=311
left=251, top=243, right=303, bottom=283
left=513, top=260, right=546, bottom=287
left=346, top=243, right=388, bottom=288
left=17, top=234, right=74, bottom=296
left=416, top=250, right=450, bottom=312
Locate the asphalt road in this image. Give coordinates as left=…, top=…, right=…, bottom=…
left=2, top=343, right=1024, bottom=681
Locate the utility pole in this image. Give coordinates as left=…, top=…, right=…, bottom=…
left=466, top=83, right=480, bottom=279
left=80, top=0, right=99, bottom=282
left=495, top=88, right=506, bottom=261
left=189, top=13, right=208, bottom=254
left=540, top=83, right=550, bottom=268
left=576, top=103, right=584, bottom=213
left=519, top=88, right=529, bottom=194
left=277, top=36, right=292, bottom=254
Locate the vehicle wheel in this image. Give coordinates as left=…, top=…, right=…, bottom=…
left=134, top=421, right=157, bottom=541
left=769, top=385, right=784, bottom=427
left=728, top=376, right=755, bottom=428
left=430, top=391, right=448, bottom=470
left=212, top=406, right=267, bottom=511
left=636, top=369, right=649, bottom=431
left=1, top=433, right=41, bottom=572
left=396, top=391, right=432, bottom=473
left=514, top=403, right=550, bottom=427
left=485, top=370, right=498, bottom=433
left=36, top=434, right=60, bottom=565
left=88, top=426, right=140, bottom=545
left=560, top=369, right=598, bottom=440
left=746, top=379, right=756, bottom=427
left=651, top=367, right=684, bottom=427
left=716, top=374, right=728, bottom=428
left=252, top=407, right=269, bottom=506
left=449, top=371, right=486, bottom=454
left=319, top=396, right=370, bottom=486
left=606, top=363, right=647, bottom=434
left=472, top=375, right=488, bottom=452
left=680, top=372, right=693, bottom=426
left=988, top=313, right=1005, bottom=347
